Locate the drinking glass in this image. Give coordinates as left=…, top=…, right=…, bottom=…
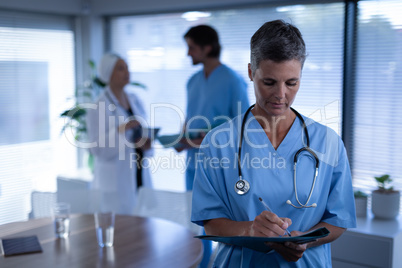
left=53, top=202, right=71, bottom=238
left=94, top=212, right=115, bottom=247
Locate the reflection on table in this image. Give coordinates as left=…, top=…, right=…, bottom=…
left=0, top=214, right=203, bottom=268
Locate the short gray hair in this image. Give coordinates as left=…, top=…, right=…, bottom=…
left=250, top=20, right=307, bottom=76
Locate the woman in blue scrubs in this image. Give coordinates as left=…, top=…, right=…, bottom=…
left=191, top=20, right=356, bottom=267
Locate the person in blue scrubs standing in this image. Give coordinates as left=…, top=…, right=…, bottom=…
left=191, top=20, right=356, bottom=267
left=178, top=25, right=249, bottom=267
left=178, top=25, right=249, bottom=191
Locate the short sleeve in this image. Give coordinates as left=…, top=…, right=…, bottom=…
left=322, top=136, right=356, bottom=228
left=230, top=73, right=250, bottom=116
left=191, top=135, right=234, bottom=226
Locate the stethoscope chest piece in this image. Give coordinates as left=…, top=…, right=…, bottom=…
left=235, top=179, right=250, bottom=195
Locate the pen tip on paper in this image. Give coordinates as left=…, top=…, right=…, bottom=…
left=258, top=197, right=263, bottom=201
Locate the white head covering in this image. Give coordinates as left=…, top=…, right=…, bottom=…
left=98, top=53, right=121, bottom=84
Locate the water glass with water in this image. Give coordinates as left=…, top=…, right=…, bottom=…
left=94, top=212, right=115, bottom=247
left=53, top=202, right=71, bottom=238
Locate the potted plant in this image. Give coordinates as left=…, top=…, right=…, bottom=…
left=354, top=190, right=368, bottom=217
left=371, top=174, right=400, bottom=220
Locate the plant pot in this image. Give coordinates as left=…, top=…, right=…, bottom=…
left=371, top=190, right=400, bottom=220
left=354, top=196, right=368, bottom=217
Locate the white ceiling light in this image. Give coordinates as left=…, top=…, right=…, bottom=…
left=181, top=11, right=211, bottom=21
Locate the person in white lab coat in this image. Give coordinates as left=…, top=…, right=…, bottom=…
left=86, top=53, right=153, bottom=215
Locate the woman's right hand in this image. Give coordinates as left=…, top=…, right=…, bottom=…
left=173, top=133, right=206, bottom=152
left=249, top=211, right=292, bottom=237
left=118, top=119, right=140, bottom=133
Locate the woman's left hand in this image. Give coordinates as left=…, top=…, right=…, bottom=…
left=267, top=231, right=308, bottom=262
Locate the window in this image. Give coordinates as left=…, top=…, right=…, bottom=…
left=353, top=0, right=402, bottom=191
left=109, top=3, right=345, bottom=191
left=0, top=11, right=76, bottom=224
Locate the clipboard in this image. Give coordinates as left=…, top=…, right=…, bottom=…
left=133, top=127, right=160, bottom=141
left=156, top=131, right=205, bottom=149
left=195, top=227, right=330, bottom=253
left=156, top=133, right=183, bottom=148
left=157, top=123, right=224, bottom=149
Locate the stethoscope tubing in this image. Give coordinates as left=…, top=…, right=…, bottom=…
left=235, top=104, right=320, bottom=208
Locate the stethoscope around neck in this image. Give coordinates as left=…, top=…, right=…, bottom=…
left=235, top=104, right=320, bottom=209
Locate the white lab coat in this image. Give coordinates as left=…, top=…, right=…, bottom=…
left=86, top=86, right=152, bottom=215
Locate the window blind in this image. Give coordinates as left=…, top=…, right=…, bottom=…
left=353, top=0, right=402, bottom=192
left=0, top=10, right=76, bottom=224
left=109, top=3, right=345, bottom=191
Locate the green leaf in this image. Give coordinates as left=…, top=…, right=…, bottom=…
left=60, top=110, right=71, bottom=117
left=131, top=81, right=147, bottom=90
left=374, top=174, right=393, bottom=191
left=94, top=77, right=106, bottom=88
left=354, top=190, right=368, bottom=198
left=60, top=106, right=87, bottom=121
left=88, top=60, right=96, bottom=70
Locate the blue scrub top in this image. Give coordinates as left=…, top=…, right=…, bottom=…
left=185, top=64, right=249, bottom=190
left=191, top=111, right=357, bottom=267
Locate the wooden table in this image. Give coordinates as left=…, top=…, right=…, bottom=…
left=0, top=214, right=203, bottom=268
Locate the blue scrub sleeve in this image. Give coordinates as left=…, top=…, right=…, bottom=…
left=322, top=138, right=356, bottom=228
left=229, top=78, right=250, bottom=116
left=191, top=140, right=233, bottom=226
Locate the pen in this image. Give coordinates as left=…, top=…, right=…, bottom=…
left=258, top=197, right=291, bottom=237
